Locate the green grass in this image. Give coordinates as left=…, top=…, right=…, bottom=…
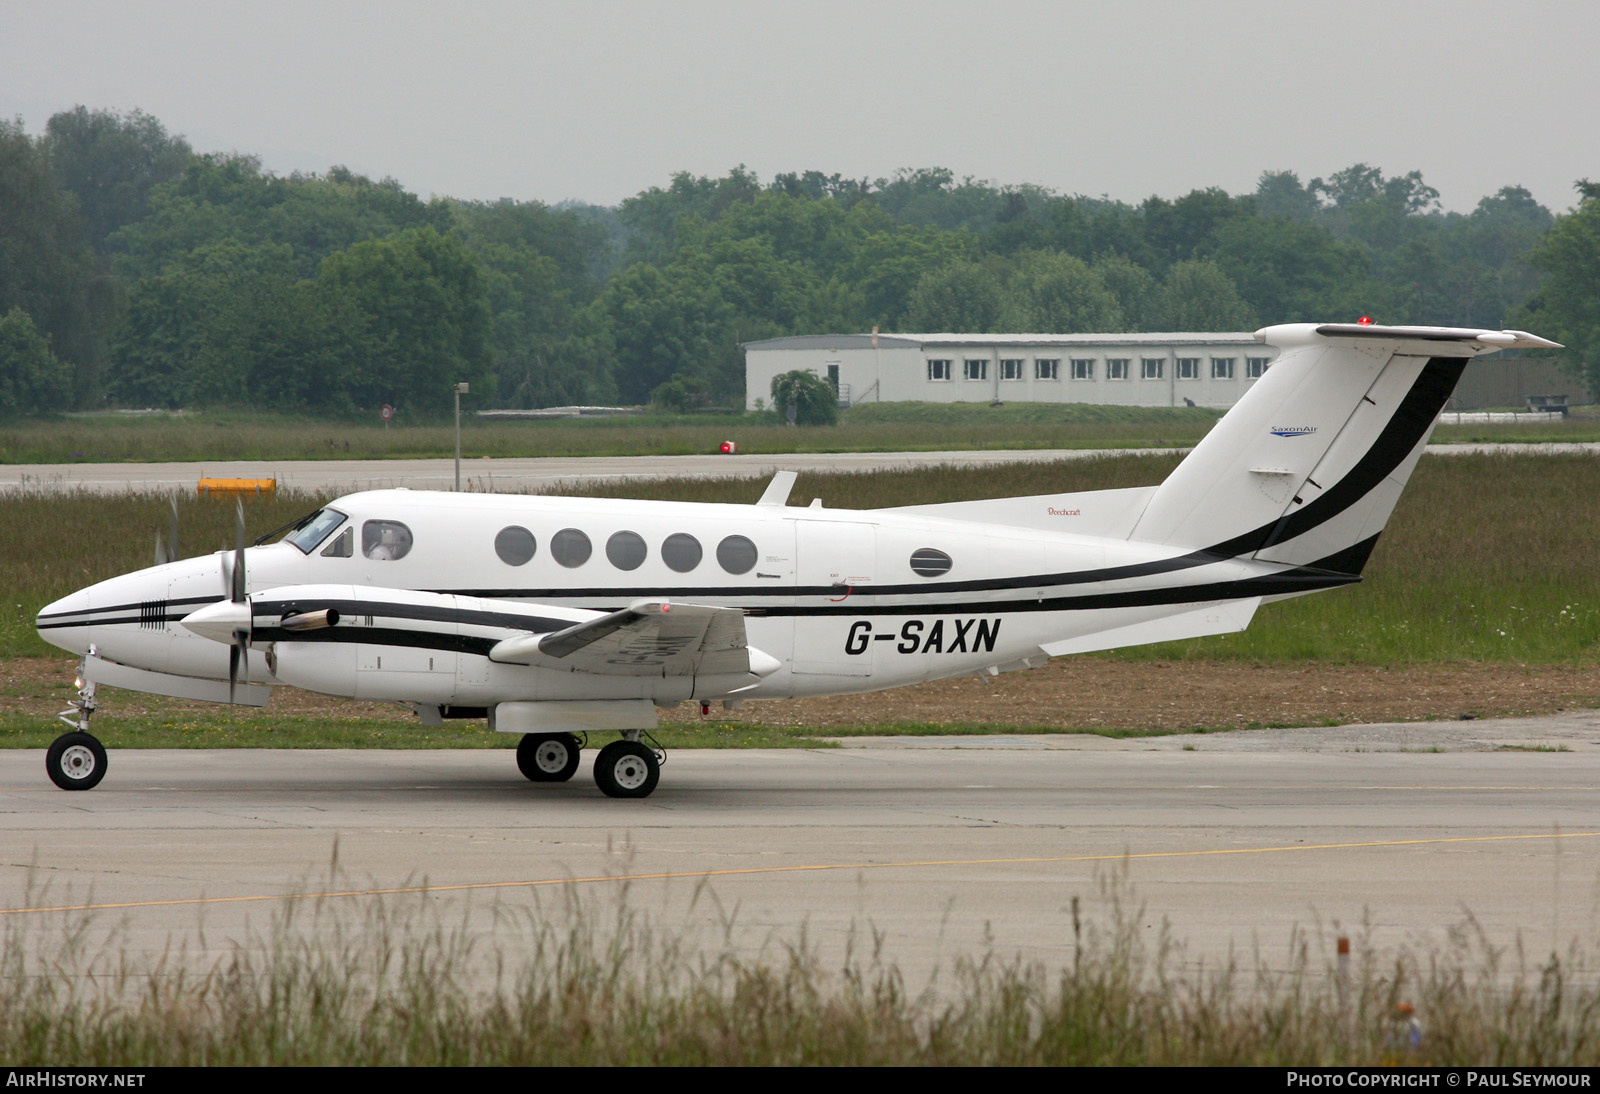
left=3, top=870, right=1598, bottom=1065
left=0, top=402, right=1222, bottom=463
left=11, top=402, right=1600, bottom=465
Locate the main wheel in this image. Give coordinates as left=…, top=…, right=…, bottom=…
left=516, top=733, right=582, bottom=782
left=46, top=731, right=107, bottom=791
left=592, top=740, right=659, bottom=799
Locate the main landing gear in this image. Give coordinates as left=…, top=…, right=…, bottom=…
left=47, top=674, right=107, bottom=791
left=514, top=730, right=664, bottom=799
left=515, top=732, right=583, bottom=782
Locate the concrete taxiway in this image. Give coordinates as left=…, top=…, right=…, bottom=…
left=4, top=713, right=1599, bottom=984
left=3, top=442, right=1596, bottom=495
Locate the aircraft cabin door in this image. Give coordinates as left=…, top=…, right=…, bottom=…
left=791, top=519, right=876, bottom=677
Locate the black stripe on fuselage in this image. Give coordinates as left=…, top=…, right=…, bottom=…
left=243, top=564, right=1357, bottom=659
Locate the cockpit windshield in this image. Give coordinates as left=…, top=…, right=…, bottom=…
left=283, top=508, right=348, bottom=554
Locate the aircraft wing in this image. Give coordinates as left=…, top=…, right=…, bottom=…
left=489, top=600, right=768, bottom=677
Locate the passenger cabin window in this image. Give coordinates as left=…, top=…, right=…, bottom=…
left=320, top=527, right=353, bottom=558
left=285, top=509, right=347, bottom=554
left=716, top=535, right=758, bottom=575
left=494, top=526, right=537, bottom=566
left=606, top=531, right=647, bottom=571
left=362, top=520, right=413, bottom=561
left=551, top=528, right=592, bottom=568
left=662, top=533, right=703, bottom=573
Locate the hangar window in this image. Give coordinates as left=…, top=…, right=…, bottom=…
left=1177, top=357, right=1200, bottom=379
left=909, top=548, right=953, bottom=577
left=1000, top=358, right=1024, bottom=380
left=1070, top=358, right=1095, bottom=381
left=285, top=508, right=347, bottom=554
left=963, top=358, right=988, bottom=381
left=606, top=530, right=648, bottom=571
left=661, top=533, right=703, bottom=573
left=1035, top=358, right=1059, bottom=380
left=1141, top=358, right=1165, bottom=380
left=927, top=359, right=951, bottom=382
left=1211, top=357, right=1236, bottom=379
left=551, top=528, right=592, bottom=568
left=716, top=535, right=758, bottom=575
left=362, top=520, right=413, bottom=561
left=494, top=526, right=537, bottom=566
left=1106, top=358, right=1129, bottom=380
left=1247, top=356, right=1270, bottom=378
left=320, top=526, right=353, bottom=558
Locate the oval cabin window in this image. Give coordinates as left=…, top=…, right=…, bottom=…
left=551, top=528, right=592, bottom=568
left=716, top=535, right=758, bottom=575
left=661, top=533, right=703, bottom=573
left=494, top=526, right=537, bottom=566
left=909, top=547, right=952, bottom=577
left=606, top=530, right=648, bottom=571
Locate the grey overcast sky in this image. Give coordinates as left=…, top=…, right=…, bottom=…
left=3, top=0, right=1596, bottom=214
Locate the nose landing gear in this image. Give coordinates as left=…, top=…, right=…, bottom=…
left=48, top=671, right=107, bottom=791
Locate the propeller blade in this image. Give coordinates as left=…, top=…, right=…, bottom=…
left=169, top=496, right=180, bottom=563
left=155, top=531, right=165, bottom=567
left=229, top=625, right=250, bottom=704
left=231, top=500, right=247, bottom=603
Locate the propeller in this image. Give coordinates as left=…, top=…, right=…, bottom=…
left=154, top=497, right=180, bottom=566
left=226, top=500, right=249, bottom=702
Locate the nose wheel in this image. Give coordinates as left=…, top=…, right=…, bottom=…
left=593, top=739, right=661, bottom=799
left=48, top=667, right=106, bottom=791
left=47, top=731, right=107, bottom=791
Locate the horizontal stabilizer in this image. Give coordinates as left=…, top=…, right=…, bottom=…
left=1038, top=597, right=1260, bottom=657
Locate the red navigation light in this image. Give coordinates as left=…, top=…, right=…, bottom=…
left=660, top=602, right=671, bottom=613
left=1357, top=316, right=1374, bottom=325
left=719, top=440, right=737, bottom=454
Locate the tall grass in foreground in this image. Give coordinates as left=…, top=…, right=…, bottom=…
left=2, top=872, right=1597, bottom=1065
left=4, top=453, right=1598, bottom=663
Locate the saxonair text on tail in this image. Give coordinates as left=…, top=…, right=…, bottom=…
left=34, top=322, right=1559, bottom=798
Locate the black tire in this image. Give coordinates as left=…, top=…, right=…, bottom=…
left=592, top=740, right=659, bottom=799
left=46, top=731, right=107, bottom=791
left=516, top=733, right=581, bottom=782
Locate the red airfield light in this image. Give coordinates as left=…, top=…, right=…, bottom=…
left=720, top=440, right=737, bottom=454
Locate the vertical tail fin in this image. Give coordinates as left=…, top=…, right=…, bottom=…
left=1129, top=324, right=1560, bottom=573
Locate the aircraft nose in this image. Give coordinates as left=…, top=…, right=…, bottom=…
left=36, top=587, right=93, bottom=656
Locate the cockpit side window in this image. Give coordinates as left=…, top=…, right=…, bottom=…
left=320, top=526, right=354, bottom=558
left=284, top=509, right=348, bottom=554
left=362, top=520, right=414, bottom=561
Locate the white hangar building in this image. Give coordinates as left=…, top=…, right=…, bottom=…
left=742, top=332, right=1279, bottom=410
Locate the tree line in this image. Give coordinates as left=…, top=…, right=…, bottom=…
left=2, top=107, right=1596, bottom=419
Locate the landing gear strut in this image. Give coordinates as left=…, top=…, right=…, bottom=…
left=48, top=671, right=106, bottom=791
left=592, top=733, right=662, bottom=799
left=515, top=732, right=582, bottom=782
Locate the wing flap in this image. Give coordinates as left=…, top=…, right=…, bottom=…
left=491, top=600, right=766, bottom=678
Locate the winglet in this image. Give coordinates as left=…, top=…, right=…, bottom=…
left=757, top=470, right=797, bottom=507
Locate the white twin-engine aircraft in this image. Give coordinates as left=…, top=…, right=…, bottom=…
left=35, top=322, right=1558, bottom=797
